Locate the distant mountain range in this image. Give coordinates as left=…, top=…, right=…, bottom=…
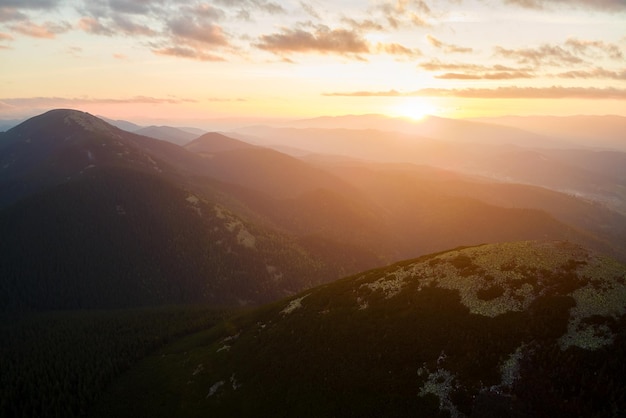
left=93, top=240, right=626, bottom=417
left=1, top=109, right=626, bottom=313
left=229, top=115, right=626, bottom=214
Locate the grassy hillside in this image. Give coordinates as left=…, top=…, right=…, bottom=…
left=93, top=241, right=626, bottom=417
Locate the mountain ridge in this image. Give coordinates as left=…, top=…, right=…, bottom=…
left=93, top=240, right=626, bottom=417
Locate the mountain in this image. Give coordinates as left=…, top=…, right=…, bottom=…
left=230, top=123, right=626, bottom=214
left=0, top=109, right=342, bottom=311
left=278, top=114, right=564, bottom=148
left=0, top=119, right=23, bottom=132
left=185, top=132, right=257, bottom=154
left=2, top=109, right=625, bottom=312
left=93, top=240, right=626, bottom=417
left=474, top=115, right=626, bottom=151
left=0, top=109, right=203, bottom=207
left=134, top=125, right=202, bottom=146
left=100, top=117, right=144, bottom=133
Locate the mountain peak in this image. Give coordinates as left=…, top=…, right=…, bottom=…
left=185, top=132, right=256, bottom=153
left=7, top=109, right=120, bottom=139
left=59, top=109, right=119, bottom=136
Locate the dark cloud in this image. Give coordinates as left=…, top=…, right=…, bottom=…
left=0, top=0, right=59, bottom=9
left=324, top=86, right=626, bottom=99
left=503, top=0, right=626, bottom=11
left=0, top=8, right=27, bottom=22
left=112, top=15, right=156, bottom=36
left=107, top=0, right=164, bottom=15
left=76, top=1, right=161, bottom=37
left=214, top=0, right=285, bottom=15
left=191, top=3, right=226, bottom=20
left=167, top=17, right=229, bottom=45
left=256, top=24, right=369, bottom=57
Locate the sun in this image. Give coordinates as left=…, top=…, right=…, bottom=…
left=392, top=98, right=436, bottom=121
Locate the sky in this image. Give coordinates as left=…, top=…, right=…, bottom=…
left=0, top=0, right=625, bottom=124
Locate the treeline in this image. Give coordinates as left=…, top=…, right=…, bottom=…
left=0, top=306, right=226, bottom=418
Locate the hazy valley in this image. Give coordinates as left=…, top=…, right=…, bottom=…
left=1, top=109, right=626, bottom=417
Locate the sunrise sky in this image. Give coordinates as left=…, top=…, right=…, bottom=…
left=1, top=0, right=625, bottom=124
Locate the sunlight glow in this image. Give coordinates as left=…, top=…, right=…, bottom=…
left=391, top=98, right=437, bottom=120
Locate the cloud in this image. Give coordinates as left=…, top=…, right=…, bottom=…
left=0, top=8, right=27, bottom=22
left=9, top=20, right=70, bottom=38
left=78, top=17, right=114, bottom=36
left=323, top=86, right=626, bottom=99
left=494, top=44, right=584, bottom=66
left=0, top=0, right=60, bottom=9
left=0, top=96, right=198, bottom=108
left=556, top=68, right=626, bottom=80
left=152, top=45, right=226, bottom=62
left=377, top=0, right=431, bottom=29
left=65, top=46, right=82, bottom=57
left=300, top=2, right=320, bottom=19
left=426, top=35, right=473, bottom=54
left=149, top=11, right=232, bottom=61
left=167, top=16, right=229, bottom=46
left=190, top=3, right=225, bottom=20
left=256, top=24, right=369, bottom=57
left=0, top=31, right=13, bottom=40
left=565, top=38, right=623, bottom=61
left=435, top=71, right=534, bottom=80
left=493, top=38, right=624, bottom=71
left=106, top=0, right=164, bottom=15
left=419, top=60, right=533, bottom=76
left=376, top=42, right=422, bottom=57
left=214, top=0, right=286, bottom=16
left=503, top=0, right=626, bottom=12
left=341, top=17, right=385, bottom=32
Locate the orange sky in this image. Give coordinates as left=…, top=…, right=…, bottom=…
left=1, top=0, right=625, bottom=124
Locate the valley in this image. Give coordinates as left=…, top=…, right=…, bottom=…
left=1, top=109, right=626, bottom=417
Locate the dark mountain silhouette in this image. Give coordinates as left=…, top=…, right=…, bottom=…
left=0, top=110, right=340, bottom=311
left=93, top=240, right=626, bottom=417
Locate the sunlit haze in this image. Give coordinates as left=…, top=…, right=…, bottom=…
left=1, top=0, right=625, bottom=125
